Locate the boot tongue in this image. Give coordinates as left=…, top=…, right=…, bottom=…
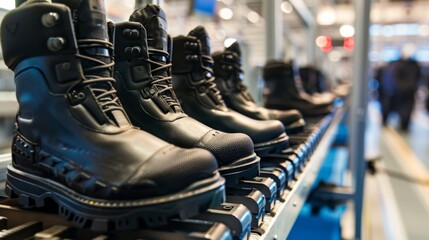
left=223, top=41, right=243, bottom=77
left=224, top=41, right=250, bottom=97
left=55, top=0, right=111, bottom=74
left=130, top=4, right=168, bottom=76
left=130, top=4, right=183, bottom=113
left=54, top=0, right=129, bottom=127
left=188, top=26, right=211, bottom=56
left=187, top=27, right=226, bottom=108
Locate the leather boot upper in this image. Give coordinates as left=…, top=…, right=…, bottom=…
left=112, top=5, right=255, bottom=166
left=1, top=1, right=219, bottom=200
left=171, top=27, right=288, bottom=150
left=211, top=40, right=305, bottom=129
left=263, top=60, right=333, bottom=116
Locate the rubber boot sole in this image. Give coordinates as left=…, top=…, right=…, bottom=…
left=254, top=132, right=289, bottom=157
left=218, top=153, right=260, bottom=187
left=285, top=119, right=306, bottom=134
left=5, top=165, right=225, bottom=232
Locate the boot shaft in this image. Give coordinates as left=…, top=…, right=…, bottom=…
left=171, top=34, right=226, bottom=110
left=212, top=42, right=242, bottom=85
left=113, top=21, right=185, bottom=123
left=263, top=60, right=301, bottom=98
left=130, top=4, right=170, bottom=76
left=1, top=2, right=130, bottom=142
left=1, top=2, right=77, bottom=70
left=211, top=43, right=255, bottom=104
left=171, top=35, right=205, bottom=77
left=114, top=22, right=152, bottom=86
left=212, top=50, right=240, bottom=87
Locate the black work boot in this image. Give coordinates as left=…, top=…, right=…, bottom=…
left=1, top=0, right=225, bottom=231
left=211, top=39, right=306, bottom=134
left=112, top=5, right=259, bottom=186
left=171, top=28, right=288, bottom=156
left=299, top=66, right=337, bottom=102
left=298, top=66, right=320, bottom=95
left=263, top=60, right=332, bottom=117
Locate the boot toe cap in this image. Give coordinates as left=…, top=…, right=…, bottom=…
left=125, top=145, right=219, bottom=198
left=269, top=109, right=303, bottom=126
left=249, top=119, right=286, bottom=144
left=196, top=130, right=255, bottom=166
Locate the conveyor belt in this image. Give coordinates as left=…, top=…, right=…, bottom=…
left=0, top=106, right=345, bottom=239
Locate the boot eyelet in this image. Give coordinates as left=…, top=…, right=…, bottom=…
left=130, top=29, right=140, bottom=39
left=122, top=29, right=140, bottom=39
left=135, top=65, right=144, bottom=72
left=205, top=72, right=212, bottom=79
left=77, top=92, right=86, bottom=100
left=122, top=29, right=131, bottom=36
left=191, top=42, right=199, bottom=50
left=130, top=46, right=141, bottom=56
left=125, top=46, right=142, bottom=57
left=186, top=55, right=199, bottom=62
left=41, top=12, right=60, bottom=28
left=69, top=90, right=85, bottom=105
left=47, top=37, right=65, bottom=52
left=61, top=62, right=71, bottom=70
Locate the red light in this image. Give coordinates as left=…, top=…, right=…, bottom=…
left=344, top=37, right=354, bottom=50
left=315, top=36, right=332, bottom=52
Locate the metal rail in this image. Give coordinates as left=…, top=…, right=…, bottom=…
left=251, top=107, right=345, bottom=239
left=350, top=0, right=371, bottom=239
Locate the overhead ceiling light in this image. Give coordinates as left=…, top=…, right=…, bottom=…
left=224, top=38, right=237, bottom=48
left=219, top=7, right=234, bottom=20
left=281, top=1, right=293, bottom=14
left=339, top=25, right=355, bottom=38
left=317, top=6, right=336, bottom=26
left=315, top=36, right=328, bottom=48
left=315, top=35, right=332, bottom=52
left=247, top=11, right=260, bottom=23
left=0, top=0, right=15, bottom=10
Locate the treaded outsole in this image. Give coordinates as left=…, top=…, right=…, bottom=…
left=6, top=165, right=225, bottom=232
left=254, top=133, right=289, bottom=157
left=218, top=153, right=260, bottom=187
left=285, top=119, right=306, bottom=134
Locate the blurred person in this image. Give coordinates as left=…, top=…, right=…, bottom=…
left=379, top=46, right=421, bottom=131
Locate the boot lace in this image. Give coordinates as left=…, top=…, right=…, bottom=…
left=147, top=48, right=181, bottom=110
left=201, top=54, right=225, bottom=105
left=76, top=39, right=123, bottom=113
